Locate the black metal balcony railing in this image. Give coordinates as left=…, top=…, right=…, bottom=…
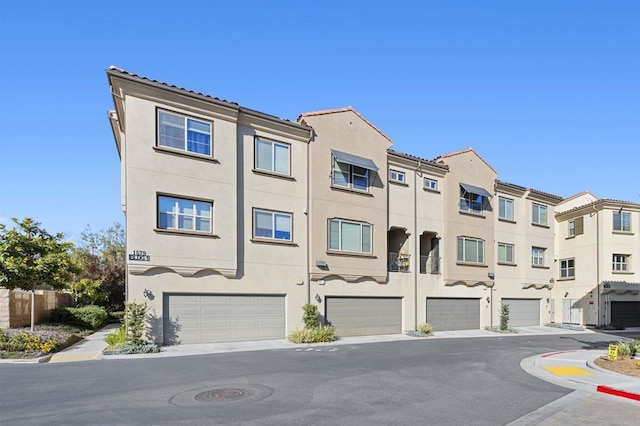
left=419, top=255, right=441, bottom=274
left=388, top=252, right=411, bottom=273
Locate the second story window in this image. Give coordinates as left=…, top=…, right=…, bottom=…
left=497, top=243, right=514, bottom=264
left=158, top=195, right=212, bottom=233
left=253, top=209, right=292, bottom=241
left=389, top=169, right=405, bottom=183
left=255, top=138, right=290, bottom=175
left=531, top=247, right=545, bottom=267
left=560, top=258, right=575, bottom=278
left=459, top=183, right=492, bottom=215
left=532, top=203, right=548, bottom=226
left=568, top=217, right=584, bottom=237
left=329, top=219, right=372, bottom=253
left=613, top=211, right=631, bottom=232
left=158, top=110, right=211, bottom=156
left=457, top=237, right=484, bottom=264
left=498, top=197, right=514, bottom=221
left=612, top=254, right=629, bottom=272
left=424, top=178, right=438, bottom=191
left=331, top=150, right=378, bottom=192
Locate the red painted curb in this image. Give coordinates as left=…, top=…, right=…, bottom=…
left=540, top=350, right=577, bottom=358
left=597, top=385, right=640, bottom=402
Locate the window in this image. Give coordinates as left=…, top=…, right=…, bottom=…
left=457, top=237, right=484, bottom=264
left=255, top=138, right=290, bottom=175
left=158, top=110, right=211, bottom=156
left=460, top=188, right=484, bottom=215
left=498, top=197, right=514, bottom=221
left=498, top=243, right=514, bottom=264
left=389, top=169, right=405, bottom=183
left=568, top=217, right=584, bottom=237
left=158, top=196, right=212, bottom=233
left=531, top=247, right=545, bottom=266
left=613, top=211, right=631, bottom=232
left=532, top=203, right=548, bottom=226
left=329, top=219, right=372, bottom=253
left=613, top=254, right=629, bottom=272
left=332, top=157, right=369, bottom=191
left=424, top=178, right=437, bottom=191
left=560, top=258, right=575, bottom=278
left=253, top=209, right=292, bottom=241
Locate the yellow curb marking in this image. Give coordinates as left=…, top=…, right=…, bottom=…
left=49, top=354, right=98, bottom=363
left=544, top=366, right=593, bottom=376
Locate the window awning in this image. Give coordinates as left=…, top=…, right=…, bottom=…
left=460, top=183, right=493, bottom=199
left=331, top=149, right=378, bottom=172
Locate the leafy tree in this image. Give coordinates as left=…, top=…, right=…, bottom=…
left=500, top=303, right=510, bottom=331
left=73, top=223, right=125, bottom=310
left=0, top=218, right=79, bottom=331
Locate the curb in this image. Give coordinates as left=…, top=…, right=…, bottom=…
left=597, top=385, right=640, bottom=402
left=0, top=354, right=52, bottom=364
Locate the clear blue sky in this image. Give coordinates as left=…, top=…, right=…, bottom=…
left=1, top=0, right=639, bottom=243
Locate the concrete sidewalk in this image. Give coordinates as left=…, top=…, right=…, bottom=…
left=47, top=323, right=119, bottom=363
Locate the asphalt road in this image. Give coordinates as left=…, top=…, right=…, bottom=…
left=0, top=331, right=631, bottom=425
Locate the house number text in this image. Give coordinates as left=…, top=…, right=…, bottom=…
left=129, top=250, right=150, bottom=261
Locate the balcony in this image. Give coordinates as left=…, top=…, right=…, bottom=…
left=419, top=255, right=441, bottom=274
left=388, top=252, right=411, bottom=273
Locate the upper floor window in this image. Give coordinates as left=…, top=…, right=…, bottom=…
left=329, top=219, right=372, bottom=253
left=389, top=169, right=405, bottom=184
left=255, top=138, right=290, bottom=175
left=253, top=209, right=292, bottom=242
left=459, top=183, right=492, bottom=215
left=424, top=178, right=438, bottom=191
left=497, top=243, right=514, bottom=264
left=612, top=254, right=629, bottom=272
left=331, top=150, right=377, bottom=192
left=498, top=197, right=514, bottom=221
left=158, top=195, right=212, bottom=233
left=568, top=217, right=584, bottom=237
left=613, top=211, right=631, bottom=232
left=531, top=247, right=545, bottom=266
left=457, top=237, right=484, bottom=264
left=560, top=258, right=575, bottom=278
left=158, top=110, right=211, bottom=156
left=532, top=203, right=548, bottom=226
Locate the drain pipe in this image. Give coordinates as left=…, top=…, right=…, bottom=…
left=593, top=203, right=600, bottom=325
left=414, top=161, right=421, bottom=330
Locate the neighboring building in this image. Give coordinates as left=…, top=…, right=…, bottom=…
left=106, top=67, right=639, bottom=345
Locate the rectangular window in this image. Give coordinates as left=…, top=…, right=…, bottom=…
left=158, top=110, right=211, bottom=156
left=613, top=211, right=631, bottom=232
left=158, top=195, right=212, bottom=233
left=460, top=188, right=484, bottom=215
left=457, top=237, right=484, bottom=264
left=332, top=156, right=369, bottom=191
left=498, top=197, right=514, bottom=221
left=328, top=219, right=372, bottom=253
left=389, top=169, right=405, bottom=183
left=568, top=217, right=584, bottom=237
left=255, top=138, right=290, bottom=175
left=560, top=258, right=575, bottom=278
left=498, top=243, right=514, bottom=264
left=532, top=203, right=548, bottom=226
left=424, top=178, right=437, bottom=191
left=531, top=247, right=545, bottom=266
left=612, top=254, right=629, bottom=271
left=253, top=209, right=292, bottom=241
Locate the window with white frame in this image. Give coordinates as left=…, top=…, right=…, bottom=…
left=568, top=217, right=584, bottom=237
left=389, top=169, right=405, bottom=183
left=158, top=195, right=212, bottom=233
left=560, top=258, right=575, bottom=278
left=332, top=157, right=369, bottom=191
left=457, top=237, right=484, bottom=264
left=424, top=178, right=437, bottom=191
left=613, top=211, right=631, bottom=232
left=498, top=197, right=514, bottom=221
left=460, top=188, right=485, bottom=215
left=328, top=219, right=372, bottom=253
left=255, top=138, right=290, bottom=175
left=498, top=243, right=514, bottom=264
left=253, top=209, right=292, bottom=241
left=158, top=110, right=211, bottom=156
left=612, top=254, right=629, bottom=272
left=532, top=203, right=548, bottom=226
left=531, top=247, right=545, bottom=266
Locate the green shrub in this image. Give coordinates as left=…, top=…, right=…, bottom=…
left=416, top=322, right=432, bottom=335
left=49, top=305, right=108, bottom=329
left=288, top=325, right=336, bottom=343
left=123, top=302, right=148, bottom=346
left=0, top=329, right=8, bottom=343
left=2, top=332, right=59, bottom=354
left=104, top=326, right=126, bottom=347
left=617, top=340, right=640, bottom=357
left=103, top=344, right=159, bottom=355
left=500, top=303, right=510, bottom=331
left=302, top=303, right=320, bottom=329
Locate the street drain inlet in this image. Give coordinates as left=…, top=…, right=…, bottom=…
left=194, top=388, right=254, bottom=403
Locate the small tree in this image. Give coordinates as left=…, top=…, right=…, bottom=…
left=302, top=303, right=319, bottom=329
left=69, top=278, right=108, bottom=306
left=0, top=218, right=79, bottom=331
left=123, top=301, right=148, bottom=346
left=500, top=303, right=510, bottom=331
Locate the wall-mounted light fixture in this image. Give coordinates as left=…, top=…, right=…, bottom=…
left=486, top=296, right=490, bottom=303
left=488, top=272, right=495, bottom=280
left=142, top=288, right=154, bottom=300
left=564, top=292, right=569, bottom=298
left=546, top=298, right=550, bottom=303
left=316, top=260, right=328, bottom=269
left=315, top=294, right=322, bottom=303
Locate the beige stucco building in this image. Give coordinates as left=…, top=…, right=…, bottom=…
left=107, top=67, right=639, bottom=345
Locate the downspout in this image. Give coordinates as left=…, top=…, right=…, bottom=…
left=306, top=131, right=312, bottom=305
left=414, top=161, right=421, bottom=330
left=593, top=204, right=600, bottom=325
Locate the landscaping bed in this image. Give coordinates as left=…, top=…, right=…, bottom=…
left=594, top=356, right=640, bottom=378
left=0, top=324, right=92, bottom=359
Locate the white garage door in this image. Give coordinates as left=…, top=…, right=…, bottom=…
left=326, top=297, right=402, bottom=337
left=163, top=294, right=285, bottom=345
left=426, top=298, right=480, bottom=331
left=502, top=298, right=540, bottom=327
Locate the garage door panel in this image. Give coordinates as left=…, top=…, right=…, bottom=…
left=611, top=302, right=640, bottom=327
left=502, top=299, right=540, bottom=327
left=326, top=297, right=402, bottom=337
left=427, top=298, right=480, bottom=331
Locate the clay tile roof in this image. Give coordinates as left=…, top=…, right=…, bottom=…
left=387, top=149, right=449, bottom=170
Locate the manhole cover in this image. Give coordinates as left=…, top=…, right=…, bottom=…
left=194, top=388, right=254, bottom=403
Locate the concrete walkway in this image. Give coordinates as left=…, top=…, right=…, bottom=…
left=48, top=323, right=119, bottom=363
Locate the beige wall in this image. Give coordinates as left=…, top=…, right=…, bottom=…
left=0, top=289, right=72, bottom=329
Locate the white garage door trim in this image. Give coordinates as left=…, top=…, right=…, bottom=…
left=325, top=297, right=402, bottom=337
left=163, top=293, right=285, bottom=345
left=426, top=298, right=480, bottom=331
left=501, top=298, right=540, bottom=327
